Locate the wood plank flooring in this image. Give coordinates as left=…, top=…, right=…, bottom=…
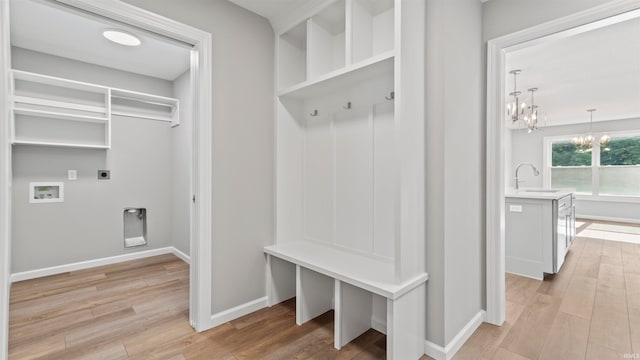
left=8, top=254, right=387, bottom=359
left=453, top=219, right=640, bottom=360
left=9, top=219, right=639, bottom=359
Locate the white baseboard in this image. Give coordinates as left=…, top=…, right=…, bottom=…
left=210, top=296, right=268, bottom=328
left=371, top=316, right=386, bottom=335
left=171, top=247, right=191, bottom=264
left=424, top=310, right=486, bottom=360
left=576, top=214, right=640, bottom=225
left=10, top=246, right=190, bottom=283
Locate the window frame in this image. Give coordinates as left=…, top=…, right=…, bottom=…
left=543, top=130, right=640, bottom=202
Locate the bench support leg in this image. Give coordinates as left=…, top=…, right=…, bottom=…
left=334, top=280, right=373, bottom=349
left=387, top=283, right=426, bottom=359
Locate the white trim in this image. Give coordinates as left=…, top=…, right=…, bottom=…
left=210, top=297, right=268, bottom=328
left=9, top=247, right=190, bottom=283
left=424, top=341, right=446, bottom=360
left=371, top=316, right=386, bottom=335
left=0, top=0, right=11, bottom=358
left=576, top=214, right=640, bottom=225
left=423, top=310, right=486, bottom=360
left=486, top=0, right=640, bottom=327
left=171, top=247, right=191, bottom=264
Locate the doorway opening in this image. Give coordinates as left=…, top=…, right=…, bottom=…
left=486, top=1, right=640, bottom=326
left=0, top=0, right=213, bottom=357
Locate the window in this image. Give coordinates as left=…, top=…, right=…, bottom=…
left=599, top=136, right=640, bottom=196
left=546, top=132, right=640, bottom=198
left=550, top=141, right=593, bottom=194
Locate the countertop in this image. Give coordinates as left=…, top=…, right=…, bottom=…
left=505, top=188, right=575, bottom=200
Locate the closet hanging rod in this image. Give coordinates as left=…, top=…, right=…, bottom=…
left=110, top=95, right=176, bottom=108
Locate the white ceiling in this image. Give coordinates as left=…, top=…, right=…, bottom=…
left=229, top=0, right=301, bottom=21
left=506, top=14, right=640, bottom=127
left=10, top=0, right=191, bottom=81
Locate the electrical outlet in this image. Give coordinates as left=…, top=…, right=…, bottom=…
left=68, top=170, right=77, bottom=181
left=98, top=170, right=110, bottom=180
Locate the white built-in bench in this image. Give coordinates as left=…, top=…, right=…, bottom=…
left=264, top=241, right=429, bottom=359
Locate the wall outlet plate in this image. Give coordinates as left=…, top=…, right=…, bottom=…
left=509, top=204, right=523, bottom=213
left=68, top=170, right=77, bottom=181
left=98, top=170, right=110, bottom=180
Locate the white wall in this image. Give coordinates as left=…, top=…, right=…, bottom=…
left=510, top=118, right=640, bottom=222
left=120, top=0, right=275, bottom=314
left=426, top=0, right=484, bottom=347
left=171, top=70, right=192, bottom=256
left=10, top=48, right=181, bottom=273
left=12, top=47, right=172, bottom=97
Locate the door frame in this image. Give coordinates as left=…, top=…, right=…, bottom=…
left=0, top=0, right=214, bottom=357
left=486, top=0, right=640, bottom=325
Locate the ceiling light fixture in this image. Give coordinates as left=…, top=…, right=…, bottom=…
left=506, top=69, right=526, bottom=122
left=102, top=29, right=141, bottom=47
left=523, top=87, right=541, bottom=133
left=572, top=109, right=610, bottom=153
left=507, top=69, right=545, bottom=132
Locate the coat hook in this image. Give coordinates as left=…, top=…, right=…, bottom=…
left=385, top=91, right=395, bottom=100
left=310, top=109, right=318, bottom=117
left=343, top=102, right=352, bottom=110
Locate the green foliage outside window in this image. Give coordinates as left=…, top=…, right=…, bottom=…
left=600, top=137, right=640, bottom=166
left=551, top=142, right=591, bottom=166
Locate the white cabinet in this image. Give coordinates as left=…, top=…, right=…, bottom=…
left=9, top=70, right=179, bottom=149
left=505, top=193, right=575, bottom=280
left=267, top=1, right=427, bottom=359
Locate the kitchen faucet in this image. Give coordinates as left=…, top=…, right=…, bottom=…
left=515, top=162, right=540, bottom=190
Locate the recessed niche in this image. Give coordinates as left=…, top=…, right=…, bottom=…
left=279, top=21, right=308, bottom=89
left=352, top=0, right=394, bottom=63
left=30, top=182, right=64, bottom=203
left=308, top=0, right=346, bottom=78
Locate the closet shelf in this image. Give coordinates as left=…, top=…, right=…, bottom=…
left=110, top=89, right=179, bottom=108
left=12, top=69, right=108, bottom=94
left=13, top=107, right=109, bottom=123
left=10, top=70, right=181, bottom=149
left=278, top=51, right=394, bottom=100
left=12, top=95, right=107, bottom=115
left=11, top=140, right=110, bottom=149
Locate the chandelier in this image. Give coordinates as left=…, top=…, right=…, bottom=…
left=522, top=87, right=540, bottom=133
left=507, top=70, right=544, bottom=132
left=506, top=70, right=526, bottom=122
left=572, top=109, right=610, bottom=152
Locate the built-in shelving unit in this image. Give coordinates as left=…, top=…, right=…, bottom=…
left=9, top=70, right=179, bottom=149
left=111, top=88, right=179, bottom=126
left=268, top=1, right=427, bottom=359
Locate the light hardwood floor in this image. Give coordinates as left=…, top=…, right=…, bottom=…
left=453, top=219, right=640, bottom=360
left=8, top=254, right=387, bottom=359
left=9, top=219, right=639, bottom=359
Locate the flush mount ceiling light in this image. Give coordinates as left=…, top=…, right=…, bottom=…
left=102, top=29, right=141, bottom=46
